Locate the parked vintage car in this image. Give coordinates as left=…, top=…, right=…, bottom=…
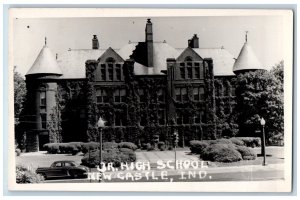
left=36, top=160, right=89, bottom=179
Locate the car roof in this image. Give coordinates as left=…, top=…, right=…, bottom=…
left=53, top=160, right=75, bottom=163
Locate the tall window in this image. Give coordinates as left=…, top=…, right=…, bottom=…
left=194, top=110, right=205, bottom=124
left=116, top=64, right=121, bottom=81
left=157, top=89, right=164, bottom=102
left=175, top=88, right=181, bottom=101
left=176, top=113, right=189, bottom=125
left=40, top=92, right=46, bottom=106
left=182, top=88, right=188, bottom=101
left=139, top=89, right=146, bottom=103
left=187, top=67, right=192, bottom=79
left=176, top=113, right=183, bottom=125
left=41, top=114, right=47, bottom=129
left=158, top=110, right=165, bottom=125
left=175, top=88, right=188, bottom=102
left=140, top=113, right=147, bottom=126
left=193, top=88, right=199, bottom=101
left=100, top=64, right=106, bottom=80
left=194, top=67, right=200, bottom=79
left=96, top=89, right=108, bottom=103
left=180, top=67, right=185, bottom=79
left=115, top=112, right=127, bottom=126
left=199, top=87, right=205, bottom=100
left=108, top=64, right=113, bottom=80
left=114, top=89, right=126, bottom=103
left=193, top=87, right=205, bottom=101
left=231, top=87, right=236, bottom=96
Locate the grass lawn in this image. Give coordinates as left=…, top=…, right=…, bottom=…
left=16, top=146, right=284, bottom=171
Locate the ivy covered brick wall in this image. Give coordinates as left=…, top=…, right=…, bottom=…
left=56, top=80, right=87, bottom=142
left=214, top=76, right=238, bottom=138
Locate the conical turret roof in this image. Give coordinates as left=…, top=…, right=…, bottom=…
left=26, top=43, right=62, bottom=76
left=233, top=42, right=264, bottom=73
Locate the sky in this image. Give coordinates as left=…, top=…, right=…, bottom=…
left=13, top=16, right=288, bottom=76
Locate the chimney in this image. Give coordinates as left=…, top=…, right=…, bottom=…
left=188, top=34, right=199, bottom=48
left=145, top=18, right=153, bottom=67
left=92, top=35, right=99, bottom=49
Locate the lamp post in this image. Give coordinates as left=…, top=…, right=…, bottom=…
left=173, top=130, right=179, bottom=169
left=260, top=117, right=267, bottom=166
left=97, top=117, right=106, bottom=168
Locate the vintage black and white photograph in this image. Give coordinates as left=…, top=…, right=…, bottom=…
left=8, top=8, right=293, bottom=192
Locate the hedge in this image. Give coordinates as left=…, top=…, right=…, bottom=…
left=190, top=140, right=209, bottom=154
left=189, top=138, right=257, bottom=162
left=81, top=142, right=99, bottom=154
left=236, top=146, right=257, bottom=160
left=43, top=141, right=138, bottom=155
left=229, top=138, right=244, bottom=146
left=157, top=141, right=166, bottom=151
left=103, top=142, right=119, bottom=150
left=201, top=143, right=242, bottom=162
left=235, top=137, right=261, bottom=147
left=118, top=142, right=138, bottom=151
left=81, top=148, right=137, bottom=168
left=43, top=143, right=60, bottom=154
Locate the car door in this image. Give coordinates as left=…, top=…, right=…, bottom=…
left=63, top=162, right=74, bottom=177
left=51, top=162, right=65, bottom=177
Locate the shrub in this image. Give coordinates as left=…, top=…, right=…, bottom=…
left=141, top=143, right=149, bottom=150
left=81, top=148, right=136, bottom=168
left=236, top=146, right=257, bottom=160
left=229, top=138, right=245, bottom=146
left=168, top=146, right=174, bottom=150
left=209, top=139, right=233, bottom=145
left=119, top=148, right=136, bottom=162
left=15, top=148, right=21, bottom=156
left=158, top=141, right=165, bottom=151
left=147, top=143, right=155, bottom=151
left=189, top=140, right=209, bottom=154
left=69, top=142, right=83, bottom=151
left=201, top=144, right=242, bottom=162
left=103, top=142, right=118, bottom=150
left=237, top=137, right=261, bottom=147
left=118, top=142, right=138, bottom=151
left=65, top=144, right=81, bottom=155
left=43, top=143, right=60, bottom=154
left=58, top=143, right=69, bottom=154
left=16, top=165, right=44, bottom=184
left=81, top=142, right=99, bottom=154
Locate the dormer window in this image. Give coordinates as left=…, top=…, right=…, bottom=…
left=185, top=56, right=193, bottom=62
left=106, top=57, right=116, bottom=63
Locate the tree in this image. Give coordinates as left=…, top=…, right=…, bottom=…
left=235, top=63, right=284, bottom=145
left=14, top=66, right=27, bottom=125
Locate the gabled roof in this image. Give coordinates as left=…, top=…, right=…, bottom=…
left=57, top=49, right=105, bottom=79
left=193, top=48, right=236, bottom=76
left=233, top=42, right=263, bottom=73
left=26, top=45, right=62, bottom=76
left=152, top=42, right=180, bottom=74
left=36, top=42, right=236, bottom=78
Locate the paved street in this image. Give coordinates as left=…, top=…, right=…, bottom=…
left=43, top=163, right=284, bottom=183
